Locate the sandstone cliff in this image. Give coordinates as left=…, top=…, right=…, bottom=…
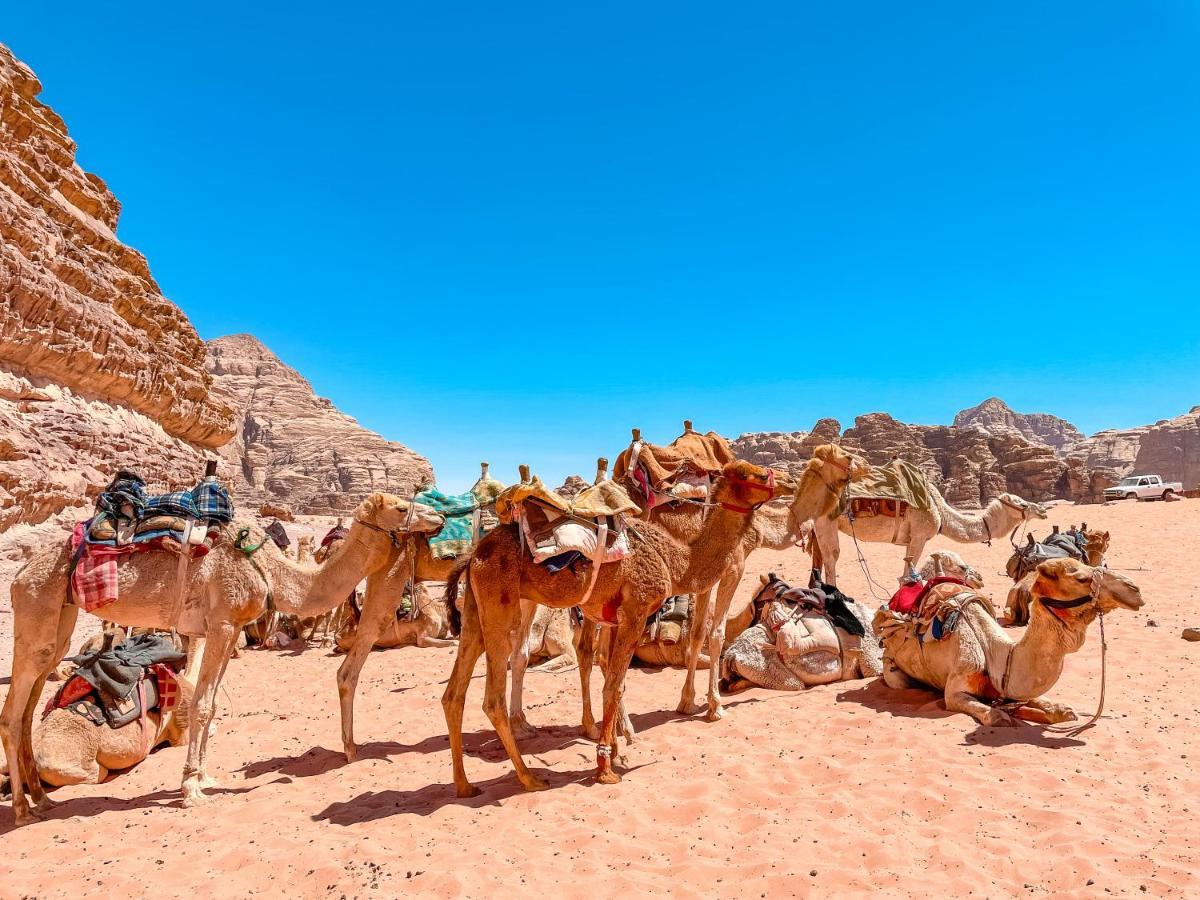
left=206, top=335, right=432, bottom=516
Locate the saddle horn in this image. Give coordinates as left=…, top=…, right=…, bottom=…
left=594, top=457, right=609, bottom=484
left=479, top=461, right=490, bottom=480
left=518, top=464, right=531, bottom=483
left=631, top=427, right=642, bottom=443
left=683, top=419, right=694, bottom=433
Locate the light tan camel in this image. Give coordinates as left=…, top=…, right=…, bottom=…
left=876, top=558, right=1143, bottom=727
left=1003, top=528, right=1110, bottom=626
left=721, top=574, right=883, bottom=693
left=812, top=483, right=1048, bottom=586
left=1, top=494, right=442, bottom=825
left=296, top=534, right=314, bottom=563
left=918, top=549, right=985, bottom=588
left=442, top=460, right=781, bottom=795
left=0, top=637, right=203, bottom=790
left=526, top=606, right=579, bottom=671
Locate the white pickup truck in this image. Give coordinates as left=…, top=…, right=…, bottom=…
left=1104, top=474, right=1182, bottom=502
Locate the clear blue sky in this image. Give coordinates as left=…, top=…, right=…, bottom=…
left=7, top=3, right=1199, bottom=491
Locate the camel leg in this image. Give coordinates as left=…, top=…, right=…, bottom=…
left=181, top=622, right=238, bottom=806
left=477, top=597, right=547, bottom=793
left=22, top=607, right=77, bottom=813
left=336, top=571, right=396, bottom=762
left=677, top=590, right=711, bottom=715
left=194, top=631, right=237, bottom=791
left=814, top=518, right=841, bottom=586
left=882, top=655, right=920, bottom=690
left=703, top=569, right=741, bottom=722
left=507, top=598, right=540, bottom=739
left=441, top=585, right=485, bottom=798
left=415, top=634, right=458, bottom=648
left=595, top=618, right=641, bottom=785
left=576, top=621, right=600, bottom=739
left=1010, top=696, right=1076, bottom=725
left=944, top=673, right=1017, bottom=727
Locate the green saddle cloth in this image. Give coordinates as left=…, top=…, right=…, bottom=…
left=415, top=488, right=479, bottom=560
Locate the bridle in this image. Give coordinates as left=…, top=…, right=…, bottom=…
left=719, top=469, right=777, bottom=514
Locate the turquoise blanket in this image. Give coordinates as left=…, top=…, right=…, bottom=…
left=415, top=488, right=479, bottom=560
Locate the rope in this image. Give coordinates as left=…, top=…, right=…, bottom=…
left=845, top=515, right=893, bottom=603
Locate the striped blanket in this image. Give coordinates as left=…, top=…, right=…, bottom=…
left=414, top=488, right=479, bottom=560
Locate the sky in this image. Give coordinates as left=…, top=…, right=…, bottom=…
left=6, top=2, right=1199, bottom=491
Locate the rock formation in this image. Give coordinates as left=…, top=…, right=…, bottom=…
left=206, top=335, right=432, bottom=516
left=555, top=474, right=589, bottom=498
left=0, top=44, right=432, bottom=540
left=954, top=398, right=1084, bottom=454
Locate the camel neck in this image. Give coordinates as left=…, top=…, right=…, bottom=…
left=674, top=504, right=753, bottom=594
left=978, top=601, right=1092, bottom=700
left=934, top=494, right=1015, bottom=544
left=258, top=523, right=393, bottom=618
left=791, top=462, right=845, bottom=525
left=753, top=504, right=798, bottom=551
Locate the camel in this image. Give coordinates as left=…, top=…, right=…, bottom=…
left=632, top=595, right=712, bottom=669
left=721, top=573, right=882, bottom=693
left=335, top=581, right=457, bottom=651
left=1, top=636, right=203, bottom=791
left=812, top=482, right=1048, bottom=586
left=526, top=606, right=579, bottom=672
left=918, top=549, right=985, bottom=588
left=1003, top=528, right=1110, bottom=626
left=1, top=493, right=442, bottom=825
left=442, top=459, right=783, bottom=795
left=296, top=534, right=314, bottom=563
left=875, top=558, right=1143, bottom=727
left=664, top=443, right=869, bottom=723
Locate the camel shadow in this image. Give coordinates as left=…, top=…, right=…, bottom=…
left=836, top=681, right=1085, bottom=748
left=312, top=761, right=654, bottom=824
left=0, top=784, right=258, bottom=833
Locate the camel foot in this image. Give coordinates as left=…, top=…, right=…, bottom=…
left=675, top=696, right=696, bottom=715
left=705, top=703, right=725, bottom=723
left=982, top=707, right=1019, bottom=728
left=32, top=793, right=59, bottom=814
left=456, top=783, right=482, bottom=799
left=580, top=721, right=600, bottom=741
left=596, top=768, right=622, bottom=785
left=181, top=788, right=211, bottom=808
left=511, top=716, right=539, bottom=741
left=197, top=774, right=219, bottom=791
left=343, top=743, right=358, bottom=763
left=12, top=807, right=37, bottom=827
left=519, top=775, right=550, bottom=793
left=1013, top=703, right=1077, bottom=725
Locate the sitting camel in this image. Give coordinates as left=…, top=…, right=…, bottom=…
left=918, top=549, right=985, bottom=588
left=526, top=606, right=579, bottom=672
left=1, top=636, right=203, bottom=790
left=721, top=574, right=882, bottom=693
left=1, top=493, right=442, bottom=825
left=875, top=558, right=1143, bottom=727
left=443, top=460, right=783, bottom=795
left=812, top=480, right=1048, bottom=586
left=335, top=581, right=457, bottom=651
left=1003, top=527, right=1110, bottom=626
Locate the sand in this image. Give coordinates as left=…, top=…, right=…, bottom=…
left=1, top=499, right=1197, bottom=897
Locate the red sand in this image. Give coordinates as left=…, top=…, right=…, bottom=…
left=2, top=500, right=1197, bottom=897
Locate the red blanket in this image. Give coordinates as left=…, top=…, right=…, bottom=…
left=888, top=576, right=967, bottom=616
left=68, top=522, right=146, bottom=612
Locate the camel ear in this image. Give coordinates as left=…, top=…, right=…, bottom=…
left=358, top=493, right=383, bottom=524
left=808, top=456, right=826, bottom=474
left=1035, top=561, right=1058, bottom=579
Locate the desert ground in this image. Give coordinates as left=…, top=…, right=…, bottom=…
left=1, top=499, right=1197, bottom=897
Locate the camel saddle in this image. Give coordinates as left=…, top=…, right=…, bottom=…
left=844, top=460, right=932, bottom=514
left=613, top=430, right=735, bottom=507
left=642, top=595, right=690, bottom=645
left=496, top=476, right=641, bottom=566
left=848, top=498, right=908, bottom=519
left=47, top=633, right=185, bottom=728
left=885, top=578, right=992, bottom=642
left=1006, top=531, right=1088, bottom=581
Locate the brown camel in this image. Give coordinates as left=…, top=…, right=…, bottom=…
left=1003, top=528, right=1111, bottom=626
left=1, top=494, right=442, bottom=825
left=442, top=460, right=781, bottom=795
left=618, top=439, right=868, bottom=723
left=876, top=558, right=1142, bottom=727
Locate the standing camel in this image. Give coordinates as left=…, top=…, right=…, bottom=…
left=811, top=482, right=1047, bottom=586
left=442, top=460, right=780, bottom=796
left=1, top=494, right=442, bottom=825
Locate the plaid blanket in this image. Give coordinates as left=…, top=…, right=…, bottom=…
left=142, top=491, right=200, bottom=519
left=69, top=521, right=145, bottom=612
left=415, top=488, right=479, bottom=560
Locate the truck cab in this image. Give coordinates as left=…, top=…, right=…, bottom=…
left=1104, top=474, right=1182, bottom=501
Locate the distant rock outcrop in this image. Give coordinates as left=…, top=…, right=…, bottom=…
left=954, top=398, right=1084, bottom=454
left=206, top=335, right=432, bottom=516
left=555, top=474, right=589, bottom=499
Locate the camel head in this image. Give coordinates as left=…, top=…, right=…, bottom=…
left=1083, top=529, right=1111, bottom=564
left=356, top=493, right=445, bottom=535
left=712, top=461, right=779, bottom=513
left=1032, top=558, right=1144, bottom=617
left=997, top=493, right=1048, bottom=522
left=809, top=444, right=870, bottom=484
left=920, top=550, right=984, bottom=589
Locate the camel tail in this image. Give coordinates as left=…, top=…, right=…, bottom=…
left=445, top=558, right=470, bottom=637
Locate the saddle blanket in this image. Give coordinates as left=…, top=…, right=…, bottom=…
left=415, top=488, right=480, bottom=560
left=69, top=520, right=207, bottom=612
left=846, top=459, right=932, bottom=512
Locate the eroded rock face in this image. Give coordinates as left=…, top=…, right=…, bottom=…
left=1069, top=408, right=1200, bottom=489
left=0, top=44, right=234, bottom=448
left=555, top=474, right=588, bottom=498
left=206, top=335, right=432, bottom=515
left=954, top=398, right=1083, bottom=454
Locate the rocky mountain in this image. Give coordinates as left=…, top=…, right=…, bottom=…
left=206, top=335, right=431, bottom=515
left=0, top=44, right=431, bottom=535
left=954, top=398, right=1084, bottom=454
